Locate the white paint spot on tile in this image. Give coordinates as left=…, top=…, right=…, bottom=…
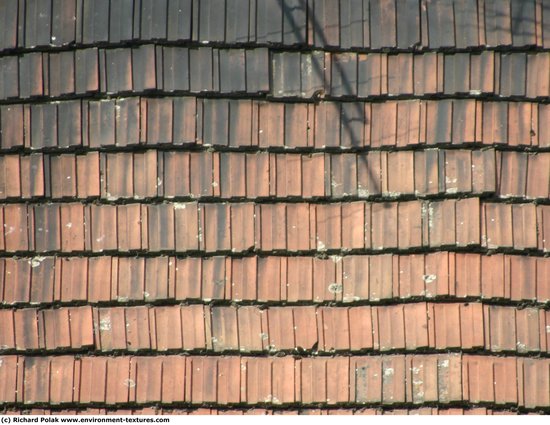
left=123, top=379, right=136, bottom=388
left=357, top=187, right=369, bottom=198
left=316, top=239, right=326, bottom=251
left=29, top=256, right=46, bottom=268
left=328, top=283, right=343, bottom=294
left=423, top=274, right=437, bottom=283
left=99, top=317, right=111, bottom=331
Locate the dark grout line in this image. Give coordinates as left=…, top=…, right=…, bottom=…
left=3, top=347, right=550, bottom=359
left=1, top=193, right=550, bottom=205
left=0, top=296, right=548, bottom=311
left=1, top=90, right=550, bottom=106
left=1, top=38, right=550, bottom=58
left=0, top=402, right=538, bottom=414
left=1, top=244, right=549, bottom=259
left=3, top=142, right=550, bottom=155
left=0, top=295, right=550, bottom=314
left=1, top=194, right=550, bottom=206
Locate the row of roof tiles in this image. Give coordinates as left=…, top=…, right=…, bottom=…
left=1, top=303, right=549, bottom=355
left=0, top=0, right=547, bottom=51
left=0, top=407, right=522, bottom=415
left=2, top=253, right=548, bottom=305
left=2, top=149, right=548, bottom=201
left=1, top=200, right=548, bottom=253
left=0, top=354, right=549, bottom=408
left=2, top=49, right=549, bottom=100
left=3, top=99, right=549, bottom=151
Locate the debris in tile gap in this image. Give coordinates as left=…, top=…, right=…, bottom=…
left=317, top=239, right=326, bottom=251
left=143, top=291, right=150, bottom=299
left=357, top=186, right=369, bottom=197
left=29, top=256, right=46, bottom=267
left=385, top=191, right=400, bottom=198
left=117, top=296, right=129, bottom=302
left=516, top=341, right=527, bottom=352
left=123, top=379, right=136, bottom=388
left=439, top=359, right=449, bottom=368
left=330, top=255, right=342, bottom=263
left=328, top=283, right=343, bottom=294
left=99, top=317, right=112, bottom=331
left=157, top=177, right=163, bottom=187
left=259, top=333, right=269, bottom=341
left=383, top=368, right=394, bottom=377
left=423, top=274, right=437, bottom=283
left=211, top=181, right=218, bottom=187
left=469, top=90, right=481, bottom=95
left=173, top=203, right=187, bottom=209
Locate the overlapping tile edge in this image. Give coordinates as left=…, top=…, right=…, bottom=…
left=1, top=0, right=549, bottom=415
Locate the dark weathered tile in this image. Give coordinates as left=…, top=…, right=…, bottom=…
left=426, top=0, right=455, bottom=47
left=0, top=1, right=18, bottom=49
left=331, top=53, right=357, bottom=97
left=19, top=53, right=43, bottom=98
left=370, top=0, right=396, bottom=48
left=189, top=47, right=213, bottom=92
left=282, top=0, right=306, bottom=45
left=109, top=0, right=134, bottom=42
left=80, top=0, right=109, bottom=43
left=500, top=53, right=526, bottom=97
left=132, top=45, right=156, bottom=91
left=198, top=0, right=225, bottom=42
left=484, top=0, right=512, bottom=46
left=75, top=48, right=99, bottom=94
left=220, top=49, right=246, bottom=93
left=256, top=0, right=283, bottom=43
left=444, top=54, right=470, bottom=94
left=340, top=0, right=365, bottom=48
left=511, top=0, right=536, bottom=46
left=140, top=0, right=167, bottom=40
